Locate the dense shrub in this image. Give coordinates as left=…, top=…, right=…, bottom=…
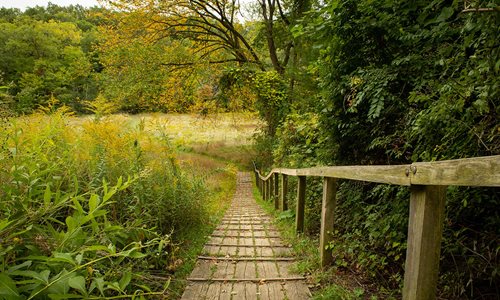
left=264, top=0, right=499, bottom=297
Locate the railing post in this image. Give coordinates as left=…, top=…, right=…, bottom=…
left=269, top=174, right=274, bottom=200
left=295, top=176, right=306, bottom=233
left=274, top=173, right=280, bottom=210
left=266, top=178, right=270, bottom=201
left=281, top=174, right=288, bottom=211
left=263, top=179, right=267, bottom=200
left=320, top=177, right=337, bottom=267
left=403, top=185, right=446, bottom=300
left=257, top=176, right=264, bottom=197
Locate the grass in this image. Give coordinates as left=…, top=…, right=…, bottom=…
left=70, top=112, right=260, bottom=147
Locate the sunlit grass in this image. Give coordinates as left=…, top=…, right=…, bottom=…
left=69, top=112, right=261, bottom=147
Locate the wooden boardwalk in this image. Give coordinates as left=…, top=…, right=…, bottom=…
left=181, top=172, right=311, bottom=300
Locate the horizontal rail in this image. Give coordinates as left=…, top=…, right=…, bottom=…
left=255, top=155, right=500, bottom=187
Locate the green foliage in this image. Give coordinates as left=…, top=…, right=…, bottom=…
left=252, top=71, right=290, bottom=136
left=0, top=6, right=102, bottom=114
left=273, top=112, right=330, bottom=167
left=0, top=110, right=208, bottom=297
left=264, top=0, right=499, bottom=297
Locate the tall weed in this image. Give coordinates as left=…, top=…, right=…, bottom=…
left=0, top=109, right=207, bottom=297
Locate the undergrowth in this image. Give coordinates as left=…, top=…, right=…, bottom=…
left=0, top=109, right=219, bottom=298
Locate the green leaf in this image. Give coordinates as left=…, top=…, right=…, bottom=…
left=0, top=273, right=21, bottom=299
left=44, top=185, right=52, bottom=208
left=52, top=252, right=76, bottom=266
left=65, top=216, right=76, bottom=232
left=71, top=197, right=84, bottom=214
left=0, top=219, right=13, bottom=232
left=436, top=7, right=454, bottom=23
left=47, top=270, right=71, bottom=295
left=83, top=245, right=112, bottom=253
left=126, top=250, right=147, bottom=259
left=92, top=277, right=105, bottom=296
left=8, top=260, right=32, bottom=273
left=119, top=271, right=132, bottom=291
left=10, top=270, right=50, bottom=284
left=88, top=194, right=99, bottom=213
left=68, top=276, right=87, bottom=295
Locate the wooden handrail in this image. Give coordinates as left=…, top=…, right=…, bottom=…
left=255, top=155, right=500, bottom=186
left=252, top=155, right=500, bottom=300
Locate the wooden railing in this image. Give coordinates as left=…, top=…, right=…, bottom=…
left=253, top=155, right=500, bottom=300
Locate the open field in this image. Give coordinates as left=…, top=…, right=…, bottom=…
left=70, top=112, right=261, bottom=146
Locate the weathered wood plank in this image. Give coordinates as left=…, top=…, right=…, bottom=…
left=187, top=277, right=306, bottom=282
left=283, top=282, right=312, bottom=300
left=257, top=155, right=499, bottom=187
left=320, top=177, right=337, bottom=267
left=235, top=261, right=256, bottom=279
left=205, top=282, right=221, bottom=300
left=219, top=283, right=232, bottom=300
left=244, top=283, right=258, bottom=299
left=181, top=282, right=210, bottom=300
left=197, top=256, right=295, bottom=261
left=296, top=176, right=306, bottom=233
left=403, top=185, right=447, bottom=300
left=410, top=155, right=500, bottom=186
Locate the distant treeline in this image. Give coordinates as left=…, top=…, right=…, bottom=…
left=0, top=4, right=252, bottom=115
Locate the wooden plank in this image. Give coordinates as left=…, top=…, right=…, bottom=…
left=276, top=261, right=293, bottom=277
left=205, top=282, right=221, bottom=300
left=403, top=185, right=447, bottom=300
left=295, top=176, right=306, bottom=233
left=219, top=283, right=232, bottom=300
left=257, top=282, right=286, bottom=300
left=283, top=282, right=312, bottom=300
left=230, top=282, right=246, bottom=300
left=281, top=174, right=288, bottom=211
left=190, top=260, right=213, bottom=278
left=213, top=260, right=234, bottom=279
left=211, top=234, right=281, bottom=238
left=181, top=282, right=211, bottom=300
left=320, top=177, right=337, bottom=267
left=234, top=261, right=256, bottom=279
left=187, top=277, right=306, bottom=282
left=205, top=243, right=287, bottom=248
left=410, top=155, right=500, bottom=186
left=266, top=179, right=270, bottom=201
left=261, top=165, right=409, bottom=185
left=295, top=165, right=409, bottom=185
left=197, top=256, right=295, bottom=261
left=244, top=283, right=258, bottom=299
left=271, top=176, right=276, bottom=200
